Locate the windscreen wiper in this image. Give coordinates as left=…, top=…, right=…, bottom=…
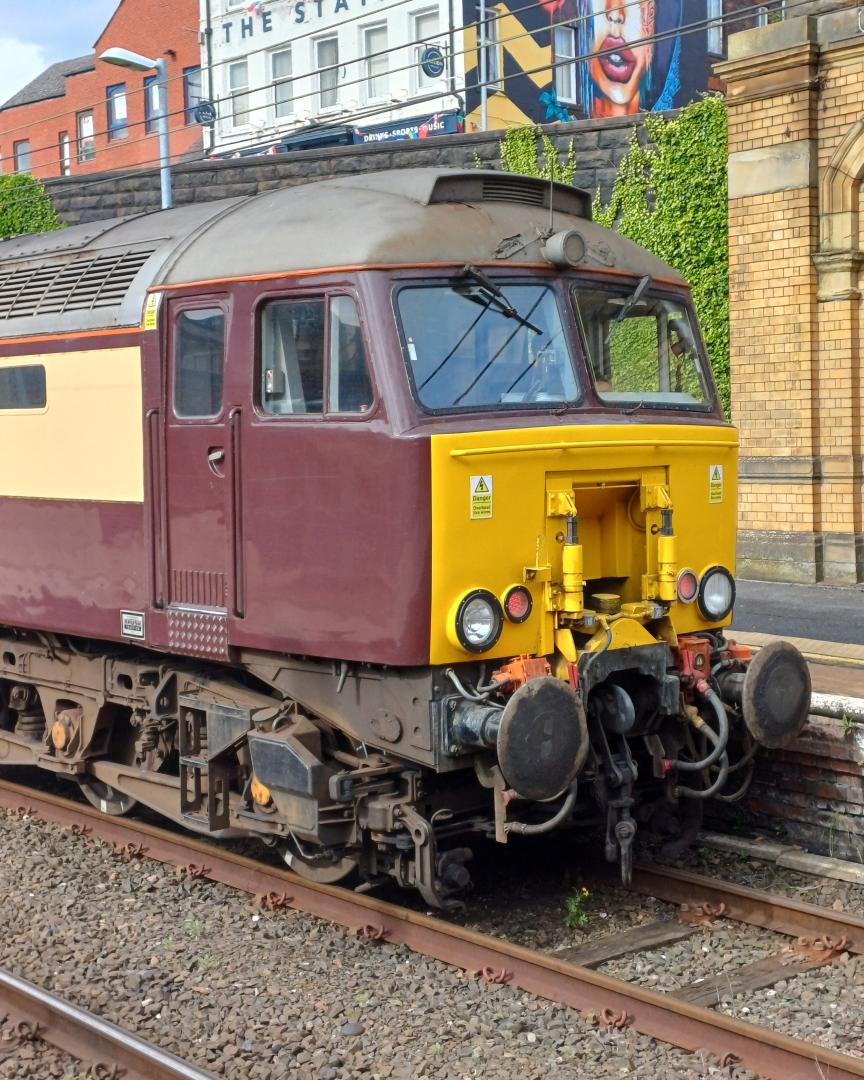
left=459, top=264, right=543, bottom=334
left=604, top=274, right=652, bottom=345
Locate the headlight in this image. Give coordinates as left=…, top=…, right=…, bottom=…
left=454, top=589, right=504, bottom=653
left=697, top=566, right=736, bottom=621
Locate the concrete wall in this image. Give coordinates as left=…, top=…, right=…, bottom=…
left=44, top=114, right=642, bottom=226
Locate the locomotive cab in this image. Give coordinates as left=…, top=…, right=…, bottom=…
left=0, top=169, right=810, bottom=908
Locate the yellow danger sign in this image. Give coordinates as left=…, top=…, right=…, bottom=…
left=143, top=292, right=161, bottom=331
left=470, top=475, right=493, bottom=519
left=708, top=464, right=724, bottom=504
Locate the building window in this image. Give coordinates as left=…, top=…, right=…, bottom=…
left=13, top=140, right=31, bottom=173
left=479, top=8, right=501, bottom=93
left=59, top=132, right=71, bottom=176
left=174, top=309, right=225, bottom=419
left=272, top=48, right=293, bottom=118
left=413, top=9, right=441, bottom=90
left=553, top=26, right=577, bottom=103
left=106, top=83, right=128, bottom=140
left=184, top=66, right=203, bottom=124
left=229, top=61, right=251, bottom=127
left=707, top=0, right=724, bottom=55
left=315, top=36, right=339, bottom=109
left=0, top=365, right=46, bottom=410
left=144, top=75, right=159, bottom=134
left=364, top=25, right=389, bottom=100
left=77, top=110, right=95, bottom=161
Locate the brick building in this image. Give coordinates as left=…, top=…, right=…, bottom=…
left=718, top=0, right=864, bottom=584
left=0, top=0, right=202, bottom=180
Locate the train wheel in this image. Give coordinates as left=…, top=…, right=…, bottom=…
left=282, top=843, right=358, bottom=885
left=78, top=777, right=138, bottom=816
left=78, top=717, right=139, bottom=816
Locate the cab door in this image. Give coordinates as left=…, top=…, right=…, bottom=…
left=162, top=299, right=234, bottom=658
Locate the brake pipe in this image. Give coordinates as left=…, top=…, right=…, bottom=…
left=504, top=780, right=579, bottom=835
left=674, top=688, right=729, bottom=773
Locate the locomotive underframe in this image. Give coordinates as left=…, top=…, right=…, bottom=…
left=0, top=622, right=789, bottom=908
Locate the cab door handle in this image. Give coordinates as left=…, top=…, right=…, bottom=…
left=207, top=447, right=226, bottom=475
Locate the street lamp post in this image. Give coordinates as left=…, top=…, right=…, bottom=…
left=99, top=46, right=173, bottom=210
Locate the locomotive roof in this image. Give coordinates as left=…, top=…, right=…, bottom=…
left=0, top=169, right=685, bottom=341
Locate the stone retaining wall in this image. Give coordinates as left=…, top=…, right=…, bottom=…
left=44, top=115, right=642, bottom=226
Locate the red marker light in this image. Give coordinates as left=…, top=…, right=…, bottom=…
left=676, top=569, right=699, bottom=604
left=504, top=586, right=533, bottom=623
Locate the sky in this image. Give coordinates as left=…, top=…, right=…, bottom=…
left=0, top=0, right=120, bottom=105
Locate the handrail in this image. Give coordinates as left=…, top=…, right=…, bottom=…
left=449, top=437, right=739, bottom=460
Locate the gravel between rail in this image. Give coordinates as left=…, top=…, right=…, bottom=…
left=0, top=805, right=775, bottom=1080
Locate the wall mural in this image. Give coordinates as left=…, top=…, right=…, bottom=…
left=463, top=0, right=709, bottom=130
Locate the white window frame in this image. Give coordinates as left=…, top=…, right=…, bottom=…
left=413, top=8, right=441, bottom=92
left=77, top=110, right=95, bottom=162
left=229, top=60, right=251, bottom=128
left=363, top=23, right=389, bottom=102
left=59, top=132, right=71, bottom=176
left=707, top=0, right=724, bottom=56
left=13, top=140, right=31, bottom=174
left=271, top=47, right=294, bottom=119
left=553, top=25, right=577, bottom=103
left=315, top=35, right=340, bottom=111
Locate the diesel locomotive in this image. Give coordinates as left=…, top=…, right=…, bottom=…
left=0, top=169, right=811, bottom=908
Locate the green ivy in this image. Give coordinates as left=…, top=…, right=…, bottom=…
left=500, top=125, right=577, bottom=186
left=0, top=173, right=62, bottom=241
left=593, top=97, right=730, bottom=415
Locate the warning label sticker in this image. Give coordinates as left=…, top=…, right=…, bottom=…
left=709, top=464, right=724, bottom=504
left=470, top=475, right=493, bottom=519
left=143, top=293, right=161, bottom=331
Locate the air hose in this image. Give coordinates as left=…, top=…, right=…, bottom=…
left=674, top=688, right=729, bottom=772
left=504, top=780, right=579, bottom=836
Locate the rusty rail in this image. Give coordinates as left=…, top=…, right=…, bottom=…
left=0, top=966, right=216, bottom=1080
left=1, top=778, right=862, bottom=1080
left=594, top=863, right=864, bottom=955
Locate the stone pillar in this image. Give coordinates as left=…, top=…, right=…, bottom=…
left=717, top=8, right=864, bottom=584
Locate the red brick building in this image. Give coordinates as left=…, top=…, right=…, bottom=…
left=0, top=0, right=202, bottom=180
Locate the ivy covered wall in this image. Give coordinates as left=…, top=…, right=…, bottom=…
left=0, top=174, right=61, bottom=241
left=593, top=97, right=729, bottom=414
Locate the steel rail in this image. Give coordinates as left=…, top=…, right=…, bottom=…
left=0, top=966, right=216, bottom=1080
left=0, top=778, right=862, bottom=1080
left=595, top=863, right=864, bottom=955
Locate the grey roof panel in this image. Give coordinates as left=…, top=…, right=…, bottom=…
left=0, top=169, right=684, bottom=340
left=1, top=54, right=95, bottom=111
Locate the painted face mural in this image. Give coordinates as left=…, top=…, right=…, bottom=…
left=582, top=0, right=682, bottom=117
left=588, top=0, right=654, bottom=114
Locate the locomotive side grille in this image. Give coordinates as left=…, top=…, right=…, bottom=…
left=480, top=177, right=546, bottom=207
left=0, top=247, right=155, bottom=320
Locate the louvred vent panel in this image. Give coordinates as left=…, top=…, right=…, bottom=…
left=0, top=247, right=155, bottom=320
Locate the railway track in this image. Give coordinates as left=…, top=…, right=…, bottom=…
left=0, top=963, right=216, bottom=1079
left=0, top=778, right=862, bottom=1080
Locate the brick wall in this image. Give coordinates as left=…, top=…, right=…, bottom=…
left=718, top=10, right=864, bottom=585
left=43, top=114, right=643, bottom=226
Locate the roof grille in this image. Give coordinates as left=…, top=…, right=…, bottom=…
left=0, top=248, right=155, bottom=321
left=428, top=173, right=590, bottom=220
left=480, top=177, right=546, bottom=206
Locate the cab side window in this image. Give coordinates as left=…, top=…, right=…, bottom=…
left=328, top=296, right=373, bottom=414
left=260, top=295, right=372, bottom=416
left=260, top=300, right=325, bottom=414
left=174, top=308, right=225, bottom=418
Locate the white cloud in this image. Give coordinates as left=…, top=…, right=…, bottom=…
left=0, top=38, right=49, bottom=108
